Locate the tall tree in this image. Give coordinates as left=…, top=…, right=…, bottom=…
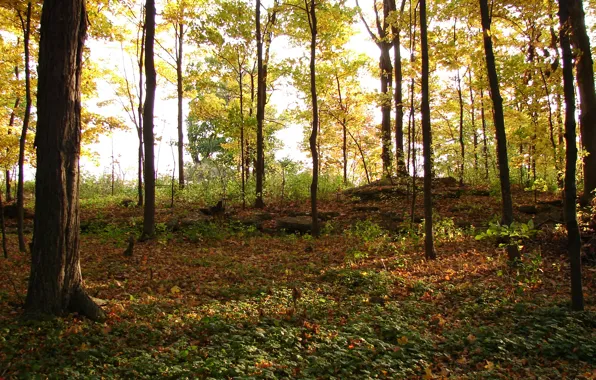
left=16, top=2, right=31, bottom=253
left=420, top=0, right=434, bottom=260
left=25, top=0, right=104, bottom=320
left=391, top=0, right=407, bottom=174
left=141, top=0, right=156, bottom=240
left=255, top=0, right=265, bottom=208
left=479, top=0, right=518, bottom=261
left=567, top=0, right=596, bottom=204
left=306, top=0, right=319, bottom=236
left=356, top=0, right=394, bottom=177
left=559, top=0, right=584, bottom=311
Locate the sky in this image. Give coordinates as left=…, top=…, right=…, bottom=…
left=79, top=0, right=382, bottom=181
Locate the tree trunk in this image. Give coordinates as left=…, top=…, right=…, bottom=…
left=392, top=0, right=407, bottom=175
left=457, top=70, right=465, bottom=186
left=559, top=0, right=584, bottom=311
left=480, top=87, right=490, bottom=180
left=141, top=0, right=156, bottom=240
left=468, top=69, right=478, bottom=177
left=567, top=0, right=596, bottom=204
left=17, top=2, right=32, bottom=253
left=380, top=42, right=393, bottom=178
left=420, top=0, right=435, bottom=260
left=239, top=58, right=246, bottom=208
left=6, top=93, right=19, bottom=203
left=255, top=0, right=265, bottom=208
left=25, top=0, right=104, bottom=321
left=307, top=0, right=319, bottom=236
left=137, top=8, right=145, bottom=207
left=479, top=0, right=517, bottom=261
left=176, top=23, right=185, bottom=189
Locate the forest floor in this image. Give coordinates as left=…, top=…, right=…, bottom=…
left=1, top=180, right=596, bottom=379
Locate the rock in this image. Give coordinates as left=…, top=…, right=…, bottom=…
left=449, top=205, right=472, bottom=212
left=434, top=177, right=458, bottom=187
left=538, top=199, right=563, bottom=207
left=353, top=206, right=380, bottom=212
left=287, top=211, right=309, bottom=217
left=469, top=189, right=491, bottom=196
left=318, top=211, right=340, bottom=221
left=381, top=211, right=404, bottom=222
left=518, top=205, right=538, bottom=214
left=120, top=198, right=135, bottom=207
left=3, top=203, right=34, bottom=219
left=344, top=185, right=406, bottom=201
left=276, top=216, right=314, bottom=234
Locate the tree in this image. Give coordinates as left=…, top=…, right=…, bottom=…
left=567, top=0, right=596, bottom=204
left=16, top=1, right=31, bottom=253
left=420, top=0, right=434, bottom=260
left=356, top=0, right=394, bottom=177
left=559, top=0, right=584, bottom=311
left=25, top=0, right=104, bottom=321
left=479, top=0, right=518, bottom=261
left=141, top=0, right=156, bottom=240
left=255, top=0, right=265, bottom=208
left=391, top=0, right=407, bottom=174
left=306, top=0, right=319, bottom=236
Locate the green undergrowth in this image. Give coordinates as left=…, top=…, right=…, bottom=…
left=1, top=268, right=595, bottom=379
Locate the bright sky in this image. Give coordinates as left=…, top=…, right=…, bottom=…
left=80, top=0, right=382, bottom=180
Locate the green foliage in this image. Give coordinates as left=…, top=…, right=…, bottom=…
left=475, top=219, right=538, bottom=249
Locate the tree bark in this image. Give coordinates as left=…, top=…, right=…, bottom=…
left=137, top=8, right=145, bottom=207
left=6, top=93, right=19, bottom=203
left=307, top=0, right=319, bottom=236
left=17, top=2, right=32, bottom=253
left=479, top=0, right=517, bottom=260
left=141, top=0, right=157, bottom=240
left=420, top=0, right=435, bottom=260
left=25, top=0, right=104, bottom=321
left=567, top=0, right=596, bottom=204
left=176, top=23, right=185, bottom=189
left=255, top=0, right=265, bottom=208
left=392, top=0, right=407, bottom=175
left=559, top=0, right=584, bottom=311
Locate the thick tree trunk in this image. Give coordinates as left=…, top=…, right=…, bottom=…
left=17, top=2, right=32, bottom=253
left=255, top=0, right=265, bottom=208
left=559, top=0, right=584, bottom=311
left=141, top=0, right=157, bottom=240
left=568, top=0, right=596, bottom=204
left=420, top=0, right=435, bottom=260
left=307, top=0, right=319, bottom=237
left=25, top=0, right=104, bottom=321
left=176, top=23, right=185, bottom=189
left=479, top=0, right=517, bottom=261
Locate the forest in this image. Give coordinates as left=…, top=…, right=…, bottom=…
left=0, top=0, right=595, bottom=378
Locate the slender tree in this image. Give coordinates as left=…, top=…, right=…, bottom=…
left=420, top=0, right=435, bottom=260
left=176, top=21, right=185, bottom=189
left=25, top=0, right=104, bottom=320
left=141, top=0, right=156, bottom=240
left=391, top=0, right=407, bottom=174
left=567, top=0, right=596, bottom=204
left=356, top=0, right=394, bottom=177
left=16, top=2, right=32, bottom=253
left=479, top=0, right=518, bottom=261
left=559, top=0, right=584, bottom=311
left=255, top=0, right=265, bottom=208
left=307, top=0, right=319, bottom=236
